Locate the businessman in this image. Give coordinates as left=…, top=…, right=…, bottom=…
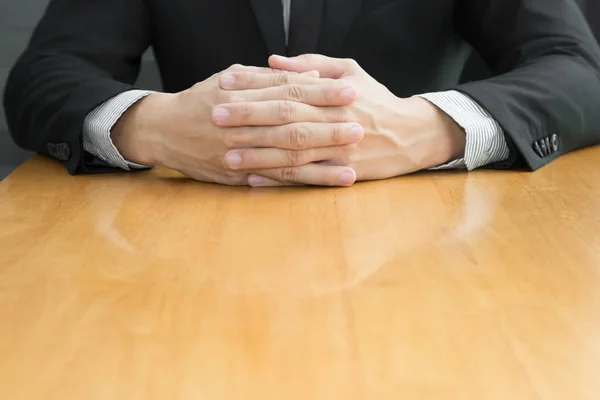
left=4, top=0, right=600, bottom=187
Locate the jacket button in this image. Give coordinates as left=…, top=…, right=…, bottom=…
left=544, top=137, right=551, bottom=155
left=533, top=141, right=544, bottom=157
left=551, top=134, right=559, bottom=152
left=47, top=143, right=71, bottom=161
left=539, top=138, right=548, bottom=156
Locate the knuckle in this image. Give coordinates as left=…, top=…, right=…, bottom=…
left=227, top=94, right=244, bottom=103
left=330, top=108, right=352, bottom=123
left=344, top=58, right=359, bottom=68
left=224, top=170, right=244, bottom=183
left=224, top=131, right=246, bottom=147
left=222, top=132, right=237, bottom=147
left=323, top=85, right=337, bottom=104
left=343, top=143, right=359, bottom=156
left=288, top=125, right=310, bottom=149
left=280, top=167, right=298, bottom=182
left=286, top=150, right=303, bottom=167
left=232, top=176, right=249, bottom=186
left=191, top=81, right=204, bottom=91
left=341, top=144, right=358, bottom=165
left=277, top=101, right=296, bottom=122
left=274, top=73, right=292, bottom=86
left=285, top=84, right=305, bottom=102
left=239, top=104, right=252, bottom=121
left=216, top=91, right=227, bottom=103
left=331, top=125, right=345, bottom=145
left=245, top=73, right=257, bottom=88
left=228, top=63, right=244, bottom=71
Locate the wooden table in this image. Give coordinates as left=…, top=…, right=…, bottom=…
left=1, top=148, right=600, bottom=400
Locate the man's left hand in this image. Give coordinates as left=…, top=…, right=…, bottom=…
left=218, top=54, right=466, bottom=187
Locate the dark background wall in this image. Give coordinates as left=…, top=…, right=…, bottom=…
left=0, top=0, right=44, bottom=178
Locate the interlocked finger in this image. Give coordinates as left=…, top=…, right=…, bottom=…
left=224, top=144, right=357, bottom=170
left=220, top=71, right=335, bottom=90
left=212, top=101, right=354, bottom=126
left=225, top=123, right=364, bottom=150
left=248, top=164, right=357, bottom=187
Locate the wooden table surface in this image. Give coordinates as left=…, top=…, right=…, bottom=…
left=1, top=148, right=600, bottom=400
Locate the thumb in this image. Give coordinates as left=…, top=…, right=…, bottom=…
left=269, top=54, right=352, bottom=79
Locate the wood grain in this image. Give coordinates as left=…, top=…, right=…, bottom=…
left=1, top=147, right=600, bottom=400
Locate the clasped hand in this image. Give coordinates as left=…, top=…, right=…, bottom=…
left=114, top=56, right=465, bottom=187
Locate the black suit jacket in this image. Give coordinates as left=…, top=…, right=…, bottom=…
left=587, top=0, right=600, bottom=38
left=4, top=0, right=600, bottom=174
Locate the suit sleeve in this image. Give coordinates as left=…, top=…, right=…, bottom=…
left=454, top=0, right=600, bottom=170
left=2, top=0, right=151, bottom=174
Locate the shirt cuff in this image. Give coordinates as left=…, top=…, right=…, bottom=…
left=417, top=90, right=510, bottom=171
left=82, top=90, right=154, bottom=171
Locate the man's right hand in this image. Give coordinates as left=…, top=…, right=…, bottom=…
left=110, top=64, right=363, bottom=186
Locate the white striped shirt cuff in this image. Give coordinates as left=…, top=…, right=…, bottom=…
left=83, top=90, right=154, bottom=171
left=418, top=90, right=510, bottom=171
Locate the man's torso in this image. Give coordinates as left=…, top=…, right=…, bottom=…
left=148, top=0, right=469, bottom=96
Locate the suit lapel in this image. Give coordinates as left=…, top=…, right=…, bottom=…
left=249, top=0, right=287, bottom=56
left=320, top=0, right=362, bottom=56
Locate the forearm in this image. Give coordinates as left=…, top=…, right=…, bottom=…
left=107, top=91, right=176, bottom=168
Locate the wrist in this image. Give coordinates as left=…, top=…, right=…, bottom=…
left=111, top=92, right=175, bottom=167
left=404, top=96, right=466, bottom=167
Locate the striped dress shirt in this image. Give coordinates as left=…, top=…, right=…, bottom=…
left=83, top=0, right=510, bottom=172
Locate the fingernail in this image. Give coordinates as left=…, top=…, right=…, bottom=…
left=225, top=152, right=242, bottom=168
left=248, top=175, right=265, bottom=186
left=220, top=74, right=236, bottom=89
left=213, top=107, right=230, bottom=124
left=339, top=171, right=356, bottom=186
left=340, top=87, right=356, bottom=100
left=349, top=125, right=364, bottom=141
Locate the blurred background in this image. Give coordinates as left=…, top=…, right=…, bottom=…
left=2, top=0, right=596, bottom=179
